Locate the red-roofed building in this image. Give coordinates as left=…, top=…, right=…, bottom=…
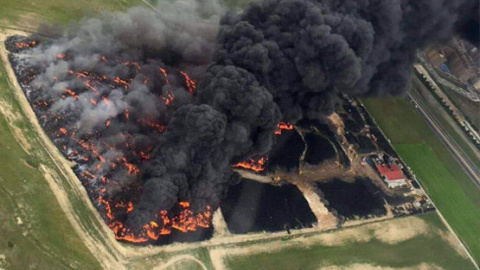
left=376, top=164, right=407, bottom=188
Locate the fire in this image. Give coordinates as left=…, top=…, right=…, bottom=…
left=180, top=71, right=196, bottom=94
left=162, top=92, right=175, bottom=106
left=136, top=151, right=151, bottom=160
left=138, top=118, right=167, bottom=133
left=125, top=162, right=140, bottom=175
left=13, top=40, right=215, bottom=246
left=179, top=201, right=190, bottom=208
left=195, top=206, right=211, bottom=228
left=233, top=156, right=268, bottom=172
left=85, top=80, right=99, bottom=93
left=83, top=170, right=96, bottom=180
left=275, top=121, right=294, bottom=135
left=15, top=40, right=37, bottom=49
left=123, top=61, right=141, bottom=73
left=97, top=196, right=210, bottom=244
left=64, top=89, right=79, bottom=100
left=159, top=68, right=170, bottom=85
left=114, top=77, right=130, bottom=89
left=73, top=138, right=105, bottom=163
left=98, top=196, right=114, bottom=220
left=127, top=202, right=134, bottom=213
left=106, top=202, right=212, bottom=243
left=232, top=122, right=293, bottom=173
left=101, top=96, right=111, bottom=107
left=172, top=209, right=196, bottom=232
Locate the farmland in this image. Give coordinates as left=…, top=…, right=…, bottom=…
left=363, top=97, right=480, bottom=263
left=221, top=213, right=475, bottom=270
left=0, top=0, right=142, bottom=28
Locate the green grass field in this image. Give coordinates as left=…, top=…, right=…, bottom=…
left=363, top=97, right=480, bottom=263
left=0, top=61, right=101, bottom=269
left=396, top=144, right=480, bottom=255
left=0, top=0, right=142, bottom=27
left=411, top=77, right=480, bottom=169
left=224, top=213, right=475, bottom=270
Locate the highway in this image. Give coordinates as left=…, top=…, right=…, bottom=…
left=408, top=90, right=480, bottom=189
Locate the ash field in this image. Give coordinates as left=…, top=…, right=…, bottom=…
left=0, top=0, right=478, bottom=269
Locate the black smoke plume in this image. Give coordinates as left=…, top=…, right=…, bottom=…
left=130, top=0, right=479, bottom=228
left=13, top=0, right=479, bottom=239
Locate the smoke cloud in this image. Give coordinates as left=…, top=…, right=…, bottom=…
left=130, top=0, right=478, bottom=228
left=14, top=0, right=479, bottom=238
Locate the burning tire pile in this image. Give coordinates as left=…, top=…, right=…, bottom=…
left=7, top=36, right=216, bottom=244
left=4, top=0, right=476, bottom=245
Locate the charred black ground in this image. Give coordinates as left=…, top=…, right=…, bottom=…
left=220, top=178, right=317, bottom=233
left=6, top=0, right=479, bottom=244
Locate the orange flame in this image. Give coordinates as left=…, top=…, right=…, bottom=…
left=114, top=77, right=130, bottom=89
left=102, top=96, right=111, bottom=107
left=160, top=68, right=170, bottom=85
left=104, top=202, right=212, bottom=243
left=64, top=89, right=79, bottom=100
left=127, top=202, right=134, bottom=213
left=233, top=156, right=268, bottom=172
left=180, top=70, right=196, bottom=94
left=15, top=40, right=37, bottom=49
left=125, top=162, right=140, bottom=175
left=232, top=122, right=293, bottom=173
left=138, top=118, right=167, bottom=133
left=179, top=201, right=190, bottom=208
left=162, top=92, right=175, bottom=106
left=123, top=61, right=141, bottom=73
left=275, top=121, right=294, bottom=135
left=19, top=45, right=215, bottom=244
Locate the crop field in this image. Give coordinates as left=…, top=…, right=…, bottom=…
left=411, top=76, right=480, bottom=169
left=221, top=213, right=475, bottom=270
left=0, top=0, right=143, bottom=28
left=363, top=97, right=480, bottom=263
left=396, top=144, right=480, bottom=259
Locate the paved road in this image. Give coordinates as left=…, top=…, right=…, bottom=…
left=408, top=91, right=480, bottom=188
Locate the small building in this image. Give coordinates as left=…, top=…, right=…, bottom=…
left=376, top=164, right=407, bottom=188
